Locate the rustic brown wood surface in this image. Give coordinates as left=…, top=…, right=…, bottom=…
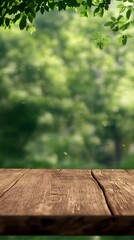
left=0, top=169, right=133, bottom=235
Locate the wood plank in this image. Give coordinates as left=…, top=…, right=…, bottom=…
left=91, top=170, right=134, bottom=215
left=0, top=169, right=110, bottom=216
left=0, top=169, right=112, bottom=235
left=0, top=169, right=134, bottom=235
left=0, top=169, right=29, bottom=198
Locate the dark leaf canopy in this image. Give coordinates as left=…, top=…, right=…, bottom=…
left=0, top=0, right=134, bottom=45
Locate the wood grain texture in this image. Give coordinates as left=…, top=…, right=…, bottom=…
left=0, top=169, right=29, bottom=198
left=0, top=169, right=110, bottom=215
left=91, top=169, right=134, bottom=215
left=0, top=169, right=133, bottom=235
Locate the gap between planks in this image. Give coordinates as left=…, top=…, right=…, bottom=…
left=91, top=170, right=114, bottom=216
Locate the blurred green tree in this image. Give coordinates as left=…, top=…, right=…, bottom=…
left=0, top=11, right=134, bottom=169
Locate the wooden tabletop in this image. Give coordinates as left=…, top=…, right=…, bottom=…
left=0, top=169, right=134, bottom=235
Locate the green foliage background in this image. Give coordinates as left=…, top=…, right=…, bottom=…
left=1, top=0, right=134, bottom=45
left=0, top=7, right=134, bottom=240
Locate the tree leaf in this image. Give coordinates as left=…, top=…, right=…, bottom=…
left=126, top=9, right=132, bottom=20
left=104, top=21, right=113, bottom=26
left=122, top=35, right=127, bottom=45
left=19, top=15, right=27, bottom=30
